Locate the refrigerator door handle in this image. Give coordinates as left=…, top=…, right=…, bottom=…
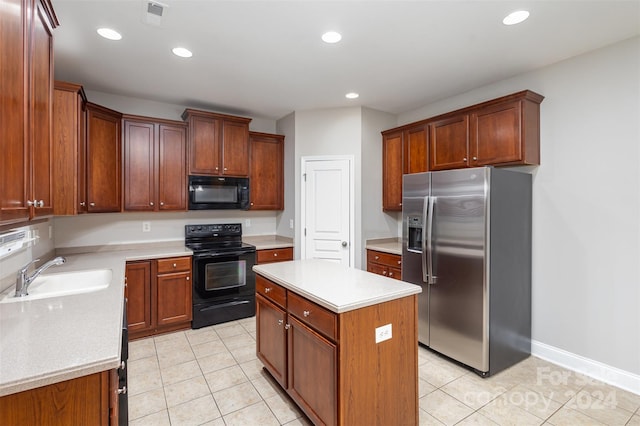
left=421, top=196, right=429, bottom=283
left=426, top=196, right=436, bottom=285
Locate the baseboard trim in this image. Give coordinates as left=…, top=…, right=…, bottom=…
left=531, top=340, right=640, bottom=395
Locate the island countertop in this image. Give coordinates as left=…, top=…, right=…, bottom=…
left=253, top=259, right=421, bottom=313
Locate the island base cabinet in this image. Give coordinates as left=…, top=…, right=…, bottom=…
left=255, top=274, right=418, bottom=426
left=288, top=316, right=337, bottom=426
left=0, top=370, right=117, bottom=426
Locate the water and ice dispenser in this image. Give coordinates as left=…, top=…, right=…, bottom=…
left=407, top=215, right=423, bottom=252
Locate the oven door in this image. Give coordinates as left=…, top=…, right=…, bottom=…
left=192, top=250, right=256, bottom=303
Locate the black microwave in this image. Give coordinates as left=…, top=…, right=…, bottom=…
left=188, top=175, right=250, bottom=210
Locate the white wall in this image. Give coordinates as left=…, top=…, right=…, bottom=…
left=85, top=90, right=277, bottom=133
left=399, top=37, right=640, bottom=381
left=275, top=112, right=296, bottom=239
left=361, top=107, right=400, bottom=267
left=53, top=211, right=277, bottom=248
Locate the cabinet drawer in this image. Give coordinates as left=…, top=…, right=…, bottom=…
left=257, top=247, right=293, bottom=264
left=367, top=250, right=401, bottom=268
left=256, top=275, right=286, bottom=308
left=156, top=256, right=191, bottom=274
left=288, top=292, right=337, bottom=341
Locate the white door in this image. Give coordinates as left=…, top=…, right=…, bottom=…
left=301, top=157, right=354, bottom=266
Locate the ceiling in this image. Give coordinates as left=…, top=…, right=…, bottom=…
left=52, top=0, right=640, bottom=121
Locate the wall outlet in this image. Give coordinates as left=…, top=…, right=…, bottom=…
left=289, top=219, right=294, bottom=229
left=375, top=323, right=392, bottom=343
left=245, top=219, right=251, bottom=227
left=142, top=221, right=151, bottom=232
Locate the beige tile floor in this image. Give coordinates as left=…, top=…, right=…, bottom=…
left=128, top=317, right=640, bottom=425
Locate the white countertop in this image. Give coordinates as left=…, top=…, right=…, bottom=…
left=0, top=244, right=192, bottom=397
left=365, top=238, right=402, bottom=255
left=253, top=259, right=421, bottom=313
left=243, top=235, right=293, bottom=250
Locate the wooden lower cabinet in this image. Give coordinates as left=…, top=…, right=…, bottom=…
left=366, top=249, right=402, bottom=280
left=0, top=370, right=118, bottom=426
left=256, top=247, right=293, bottom=264
left=256, top=274, right=418, bottom=425
left=126, top=256, right=192, bottom=340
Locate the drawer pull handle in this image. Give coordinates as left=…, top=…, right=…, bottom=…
left=265, top=287, right=271, bottom=293
left=303, top=310, right=310, bottom=317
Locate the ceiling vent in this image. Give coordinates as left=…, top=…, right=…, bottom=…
left=143, top=1, right=167, bottom=26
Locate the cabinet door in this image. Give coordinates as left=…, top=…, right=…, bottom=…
left=188, top=115, right=220, bottom=175
left=471, top=100, right=522, bottom=166
left=126, top=261, right=153, bottom=333
left=156, top=271, right=192, bottom=327
left=86, top=104, right=121, bottom=212
left=29, top=0, right=55, bottom=218
left=221, top=120, right=250, bottom=176
left=404, top=125, right=428, bottom=174
left=256, top=294, right=288, bottom=387
left=123, top=120, right=155, bottom=211
left=429, top=115, right=469, bottom=170
left=382, top=131, right=403, bottom=211
left=287, top=316, right=337, bottom=426
left=249, top=133, right=284, bottom=210
left=158, top=124, right=187, bottom=211
left=0, top=0, right=29, bottom=224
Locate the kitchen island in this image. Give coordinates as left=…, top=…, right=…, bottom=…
left=253, top=259, right=422, bottom=426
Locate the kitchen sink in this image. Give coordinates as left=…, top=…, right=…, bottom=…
left=0, top=268, right=112, bottom=303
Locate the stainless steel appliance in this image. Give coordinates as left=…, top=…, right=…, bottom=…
left=118, top=303, right=128, bottom=425
left=402, top=167, right=532, bottom=376
left=185, top=223, right=256, bottom=328
left=188, top=175, right=250, bottom=210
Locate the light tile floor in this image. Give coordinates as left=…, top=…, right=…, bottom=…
left=128, top=317, right=640, bottom=425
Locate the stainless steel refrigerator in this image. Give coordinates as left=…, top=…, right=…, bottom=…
left=402, top=167, right=531, bottom=376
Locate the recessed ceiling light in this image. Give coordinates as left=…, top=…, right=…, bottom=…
left=172, top=47, right=193, bottom=58
left=503, top=10, right=530, bottom=25
left=345, top=92, right=359, bottom=99
left=97, top=28, right=122, bottom=41
left=322, top=31, right=342, bottom=44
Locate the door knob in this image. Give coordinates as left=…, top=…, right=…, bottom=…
left=341, top=241, right=347, bottom=247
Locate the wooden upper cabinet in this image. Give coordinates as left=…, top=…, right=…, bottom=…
left=123, top=116, right=187, bottom=212
left=470, top=93, right=543, bottom=166
left=1, top=0, right=58, bottom=224
left=182, top=108, right=251, bottom=177
left=0, top=0, right=29, bottom=225
left=382, top=131, right=403, bottom=211
left=403, top=125, right=428, bottom=174
left=382, top=124, right=428, bottom=211
left=86, top=102, right=122, bottom=213
left=429, top=115, right=470, bottom=171
left=52, top=81, right=87, bottom=215
left=249, top=132, right=284, bottom=210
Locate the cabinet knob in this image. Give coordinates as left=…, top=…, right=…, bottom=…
left=215, top=166, right=219, bottom=171
left=250, top=202, right=254, bottom=206
left=374, top=256, right=379, bottom=260
left=160, top=202, right=164, bottom=206
left=389, top=272, right=394, bottom=277
left=284, top=324, right=291, bottom=330
left=117, top=386, right=127, bottom=395
left=472, top=156, right=477, bottom=161
left=37, top=200, right=44, bottom=207
left=303, top=310, right=310, bottom=317
left=265, top=287, right=271, bottom=293
left=399, top=203, right=402, bottom=206
left=186, top=276, right=190, bottom=281
left=463, top=157, right=468, bottom=162
left=89, top=202, right=96, bottom=207
left=397, top=260, right=401, bottom=265
left=27, top=200, right=35, bottom=207
left=273, top=253, right=278, bottom=257
left=382, top=270, right=388, bottom=275
left=278, top=319, right=284, bottom=326
left=224, top=167, right=228, bottom=171
left=150, top=202, right=154, bottom=206
left=80, top=201, right=86, bottom=207
left=173, top=263, right=177, bottom=268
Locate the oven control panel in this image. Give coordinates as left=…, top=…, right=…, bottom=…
left=185, top=223, right=242, bottom=238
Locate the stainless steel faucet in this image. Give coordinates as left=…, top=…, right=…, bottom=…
left=15, top=257, right=66, bottom=297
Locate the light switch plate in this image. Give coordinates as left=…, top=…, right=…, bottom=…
left=375, top=323, right=392, bottom=343
left=245, top=219, right=251, bottom=227
left=142, top=221, right=151, bottom=232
